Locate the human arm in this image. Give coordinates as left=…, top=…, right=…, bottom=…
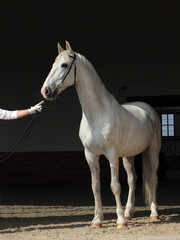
left=0, top=101, right=43, bottom=120
left=17, top=109, right=30, bottom=119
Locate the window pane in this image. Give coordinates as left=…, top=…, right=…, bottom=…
left=168, top=126, right=174, bottom=136
left=162, top=126, right=168, bottom=136
left=168, top=114, right=174, bottom=125
left=162, top=114, right=167, bottom=125
left=161, top=113, right=175, bottom=137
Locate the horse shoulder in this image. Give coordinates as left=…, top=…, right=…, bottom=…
left=79, top=112, right=89, bottom=134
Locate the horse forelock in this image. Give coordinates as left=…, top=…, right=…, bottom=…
left=55, top=50, right=73, bottom=63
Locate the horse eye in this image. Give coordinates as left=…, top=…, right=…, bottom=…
left=61, top=63, right=68, bottom=68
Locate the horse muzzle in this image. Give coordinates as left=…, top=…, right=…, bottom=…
left=41, top=86, right=58, bottom=101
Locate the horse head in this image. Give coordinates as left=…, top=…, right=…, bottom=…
left=41, top=41, right=76, bottom=101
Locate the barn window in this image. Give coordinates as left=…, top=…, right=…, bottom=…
left=161, top=114, right=174, bottom=137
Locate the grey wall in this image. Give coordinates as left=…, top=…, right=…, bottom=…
left=0, top=0, right=180, bottom=151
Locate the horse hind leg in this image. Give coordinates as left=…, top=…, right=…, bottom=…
left=143, top=147, right=160, bottom=220
left=123, top=156, right=137, bottom=220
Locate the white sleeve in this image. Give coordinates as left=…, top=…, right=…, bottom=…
left=0, top=108, right=17, bottom=120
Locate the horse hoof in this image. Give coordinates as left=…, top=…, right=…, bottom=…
left=116, top=222, right=128, bottom=229
left=150, top=216, right=160, bottom=222
left=91, top=223, right=102, bottom=228
left=124, top=216, right=131, bottom=221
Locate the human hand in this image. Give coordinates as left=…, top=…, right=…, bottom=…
left=29, top=101, right=44, bottom=114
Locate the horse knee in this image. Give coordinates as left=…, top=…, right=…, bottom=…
left=111, top=182, right=121, bottom=195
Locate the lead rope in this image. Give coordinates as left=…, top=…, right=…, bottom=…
left=0, top=54, right=77, bottom=163
left=0, top=112, right=38, bottom=163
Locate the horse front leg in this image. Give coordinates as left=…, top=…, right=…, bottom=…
left=108, top=152, right=127, bottom=228
left=85, top=148, right=103, bottom=228
left=123, top=156, right=137, bottom=220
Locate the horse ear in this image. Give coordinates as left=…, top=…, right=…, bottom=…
left=57, top=42, right=64, bottom=53
left=65, top=41, right=73, bottom=54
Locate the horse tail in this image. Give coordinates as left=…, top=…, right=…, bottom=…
left=142, top=148, right=152, bottom=206
left=142, top=109, right=161, bottom=206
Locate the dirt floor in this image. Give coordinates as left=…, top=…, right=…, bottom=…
left=0, top=175, right=179, bottom=240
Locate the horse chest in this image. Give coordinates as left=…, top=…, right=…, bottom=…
left=80, top=120, right=115, bottom=155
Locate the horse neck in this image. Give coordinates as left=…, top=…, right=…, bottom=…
left=75, top=54, right=112, bottom=121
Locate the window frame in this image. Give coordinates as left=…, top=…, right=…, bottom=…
left=161, top=113, right=175, bottom=137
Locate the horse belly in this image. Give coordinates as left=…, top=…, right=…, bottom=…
left=116, top=124, right=153, bottom=157
left=117, top=136, right=150, bottom=157
left=114, top=103, right=156, bottom=157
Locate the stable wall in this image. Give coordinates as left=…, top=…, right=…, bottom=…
left=1, top=0, right=180, bottom=152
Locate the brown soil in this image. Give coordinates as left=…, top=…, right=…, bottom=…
left=0, top=177, right=179, bottom=240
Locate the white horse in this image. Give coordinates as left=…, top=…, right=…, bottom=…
left=41, top=41, right=161, bottom=228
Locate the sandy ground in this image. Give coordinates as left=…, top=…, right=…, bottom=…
left=0, top=205, right=180, bottom=240
left=0, top=176, right=179, bottom=240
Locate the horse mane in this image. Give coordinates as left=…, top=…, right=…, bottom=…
left=76, top=52, right=108, bottom=89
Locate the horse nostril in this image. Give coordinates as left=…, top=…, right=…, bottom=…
left=45, top=87, right=51, bottom=97
left=54, top=87, right=58, bottom=95
left=45, top=86, right=58, bottom=99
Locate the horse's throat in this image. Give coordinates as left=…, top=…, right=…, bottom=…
left=76, top=79, right=106, bottom=121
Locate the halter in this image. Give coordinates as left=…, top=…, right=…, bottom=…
left=62, top=53, right=77, bottom=85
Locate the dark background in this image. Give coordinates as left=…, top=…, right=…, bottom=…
left=0, top=0, right=180, bottom=152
